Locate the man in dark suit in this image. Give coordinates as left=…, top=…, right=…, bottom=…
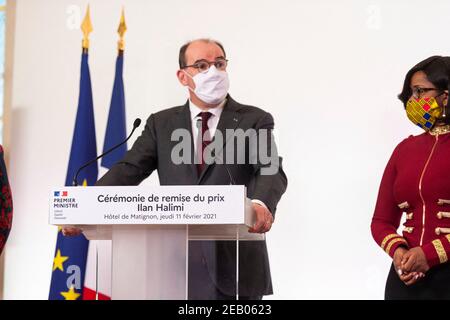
left=63, top=38, right=287, bottom=300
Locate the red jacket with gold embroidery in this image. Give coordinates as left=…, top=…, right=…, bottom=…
left=0, top=145, right=12, bottom=255
left=371, top=131, right=450, bottom=268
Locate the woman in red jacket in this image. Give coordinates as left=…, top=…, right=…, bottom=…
left=0, top=145, right=12, bottom=255
left=372, top=56, right=450, bottom=299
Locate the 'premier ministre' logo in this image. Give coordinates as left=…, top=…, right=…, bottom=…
left=53, top=191, right=78, bottom=209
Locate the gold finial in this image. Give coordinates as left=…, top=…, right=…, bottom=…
left=117, top=8, right=127, bottom=51
left=81, top=5, right=93, bottom=50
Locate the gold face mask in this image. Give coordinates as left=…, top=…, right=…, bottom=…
left=406, top=97, right=443, bottom=130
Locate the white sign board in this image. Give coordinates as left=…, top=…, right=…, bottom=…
left=49, top=185, right=246, bottom=225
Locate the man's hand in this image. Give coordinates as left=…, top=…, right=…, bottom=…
left=61, top=226, right=83, bottom=237
left=248, top=203, right=273, bottom=234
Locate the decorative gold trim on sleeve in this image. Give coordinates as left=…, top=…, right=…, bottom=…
left=381, top=234, right=401, bottom=250
left=432, top=239, right=448, bottom=263
left=385, top=238, right=407, bottom=255
left=446, top=234, right=450, bottom=243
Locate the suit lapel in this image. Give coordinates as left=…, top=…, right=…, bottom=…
left=197, top=96, right=242, bottom=184
left=171, top=100, right=199, bottom=183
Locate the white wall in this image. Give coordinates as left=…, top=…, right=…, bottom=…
left=4, top=0, right=449, bottom=299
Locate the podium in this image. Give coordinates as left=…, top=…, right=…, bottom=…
left=49, top=185, right=264, bottom=300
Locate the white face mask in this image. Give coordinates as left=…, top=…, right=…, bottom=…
left=184, top=66, right=230, bottom=105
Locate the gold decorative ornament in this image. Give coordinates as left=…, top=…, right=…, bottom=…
left=117, top=8, right=127, bottom=51
left=403, top=227, right=414, bottom=234
left=438, top=199, right=450, bottom=205
left=398, top=201, right=410, bottom=209
left=429, top=124, right=450, bottom=136
left=385, top=238, right=407, bottom=255
left=437, top=211, right=450, bottom=219
left=381, top=234, right=401, bottom=250
left=432, top=239, right=448, bottom=263
left=81, top=5, right=93, bottom=50
left=435, top=227, right=450, bottom=235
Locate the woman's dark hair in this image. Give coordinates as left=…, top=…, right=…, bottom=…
left=398, top=56, right=450, bottom=119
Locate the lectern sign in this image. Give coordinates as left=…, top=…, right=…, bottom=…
left=49, top=185, right=246, bottom=225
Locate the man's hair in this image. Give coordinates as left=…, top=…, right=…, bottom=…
left=178, top=38, right=226, bottom=69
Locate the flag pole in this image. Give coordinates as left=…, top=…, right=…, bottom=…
left=49, top=4, right=96, bottom=300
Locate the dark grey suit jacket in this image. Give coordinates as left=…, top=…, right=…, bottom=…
left=96, top=95, right=287, bottom=296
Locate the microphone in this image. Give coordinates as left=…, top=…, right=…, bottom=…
left=72, top=118, right=142, bottom=186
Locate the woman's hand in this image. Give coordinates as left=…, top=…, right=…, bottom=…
left=399, top=271, right=425, bottom=286
left=393, top=247, right=408, bottom=276
left=401, top=247, right=430, bottom=274
left=393, top=247, right=427, bottom=286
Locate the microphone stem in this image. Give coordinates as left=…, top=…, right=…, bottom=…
left=72, top=125, right=138, bottom=186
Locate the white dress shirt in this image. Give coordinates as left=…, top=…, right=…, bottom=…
left=189, top=99, right=226, bottom=154
left=188, top=99, right=269, bottom=211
